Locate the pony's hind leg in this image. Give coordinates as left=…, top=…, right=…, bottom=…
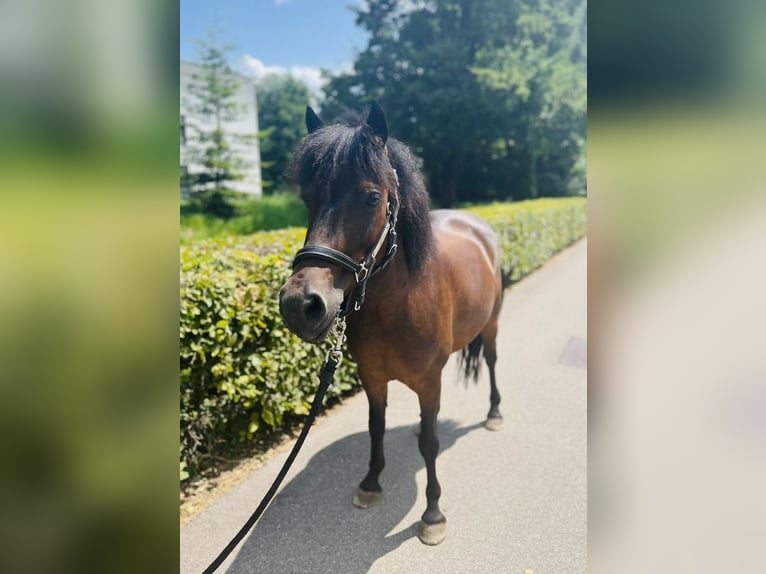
left=416, top=377, right=447, bottom=545
left=482, top=319, right=503, bottom=431
left=353, top=382, right=387, bottom=509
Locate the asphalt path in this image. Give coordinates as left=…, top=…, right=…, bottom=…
left=181, top=238, right=587, bottom=574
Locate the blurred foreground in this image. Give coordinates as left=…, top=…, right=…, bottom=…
left=589, top=0, right=766, bottom=569
left=0, top=0, right=179, bottom=571
left=591, top=182, right=766, bottom=572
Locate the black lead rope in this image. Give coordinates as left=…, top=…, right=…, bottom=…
left=201, top=319, right=347, bottom=574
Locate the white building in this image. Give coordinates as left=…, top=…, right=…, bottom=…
left=180, top=60, right=262, bottom=197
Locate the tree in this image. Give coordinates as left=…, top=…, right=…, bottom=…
left=182, top=34, right=251, bottom=217
left=322, top=0, right=586, bottom=206
left=257, top=75, right=313, bottom=193
left=471, top=0, right=586, bottom=199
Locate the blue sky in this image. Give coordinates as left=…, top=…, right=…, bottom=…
left=180, top=0, right=369, bottom=98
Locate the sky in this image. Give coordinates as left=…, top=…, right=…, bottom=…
left=180, top=0, right=369, bottom=99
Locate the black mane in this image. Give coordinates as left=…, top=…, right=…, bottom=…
left=287, top=121, right=434, bottom=276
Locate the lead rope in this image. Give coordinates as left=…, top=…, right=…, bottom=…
left=201, top=317, right=347, bottom=574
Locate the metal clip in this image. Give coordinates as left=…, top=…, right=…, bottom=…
left=327, top=316, right=347, bottom=366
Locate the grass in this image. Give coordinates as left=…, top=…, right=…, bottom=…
left=180, top=193, right=307, bottom=242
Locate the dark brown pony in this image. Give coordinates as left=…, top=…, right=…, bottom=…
left=279, top=102, right=504, bottom=545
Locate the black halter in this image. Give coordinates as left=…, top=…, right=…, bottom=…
left=292, top=191, right=400, bottom=317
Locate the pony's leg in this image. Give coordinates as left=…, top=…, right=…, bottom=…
left=353, top=382, right=387, bottom=509
left=484, top=341, right=503, bottom=431
left=417, top=378, right=447, bottom=545
left=482, top=319, right=503, bottom=431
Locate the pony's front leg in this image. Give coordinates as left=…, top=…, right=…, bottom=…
left=353, top=381, right=387, bottom=509
left=417, top=376, right=447, bottom=545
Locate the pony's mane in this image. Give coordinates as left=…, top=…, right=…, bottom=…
left=287, top=121, right=434, bottom=276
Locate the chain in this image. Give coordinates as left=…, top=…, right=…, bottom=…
left=327, top=316, right=347, bottom=366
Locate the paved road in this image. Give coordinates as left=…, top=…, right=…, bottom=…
left=181, top=239, right=587, bottom=574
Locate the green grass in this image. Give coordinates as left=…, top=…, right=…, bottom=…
left=180, top=193, right=307, bottom=242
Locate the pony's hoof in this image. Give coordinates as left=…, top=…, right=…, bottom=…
left=485, top=416, right=504, bottom=431
left=353, top=488, right=382, bottom=509
left=418, top=520, right=447, bottom=545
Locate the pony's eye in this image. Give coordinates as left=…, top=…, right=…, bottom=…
left=366, top=193, right=381, bottom=207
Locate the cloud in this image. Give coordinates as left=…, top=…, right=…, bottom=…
left=239, top=54, right=328, bottom=102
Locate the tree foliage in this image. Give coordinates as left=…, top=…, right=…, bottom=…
left=182, top=36, right=252, bottom=217
left=257, top=75, right=314, bottom=193
left=322, top=0, right=586, bottom=206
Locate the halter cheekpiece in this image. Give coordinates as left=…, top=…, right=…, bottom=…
left=292, top=170, right=400, bottom=317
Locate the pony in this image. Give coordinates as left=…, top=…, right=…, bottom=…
left=279, top=101, right=504, bottom=545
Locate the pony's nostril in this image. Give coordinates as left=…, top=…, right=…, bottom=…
left=303, top=293, right=327, bottom=323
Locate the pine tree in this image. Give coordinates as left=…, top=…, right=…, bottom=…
left=182, top=34, right=251, bottom=218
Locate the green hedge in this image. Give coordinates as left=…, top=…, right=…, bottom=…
left=180, top=229, right=360, bottom=482
left=180, top=197, right=586, bottom=482
left=467, top=197, right=587, bottom=282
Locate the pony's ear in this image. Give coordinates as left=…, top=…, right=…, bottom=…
left=305, top=106, right=324, bottom=133
left=365, top=100, right=388, bottom=144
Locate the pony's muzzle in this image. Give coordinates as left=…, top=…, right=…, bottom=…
left=279, top=270, right=343, bottom=343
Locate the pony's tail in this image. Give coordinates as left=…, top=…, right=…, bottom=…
left=459, top=335, right=484, bottom=384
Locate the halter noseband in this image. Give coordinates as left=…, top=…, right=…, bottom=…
left=292, top=185, right=400, bottom=317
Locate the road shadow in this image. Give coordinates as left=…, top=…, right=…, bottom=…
left=226, top=419, right=483, bottom=574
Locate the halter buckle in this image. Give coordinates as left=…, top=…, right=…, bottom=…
left=355, top=262, right=369, bottom=283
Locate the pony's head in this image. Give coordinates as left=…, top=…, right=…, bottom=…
left=279, top=102, right=432, bottom=343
